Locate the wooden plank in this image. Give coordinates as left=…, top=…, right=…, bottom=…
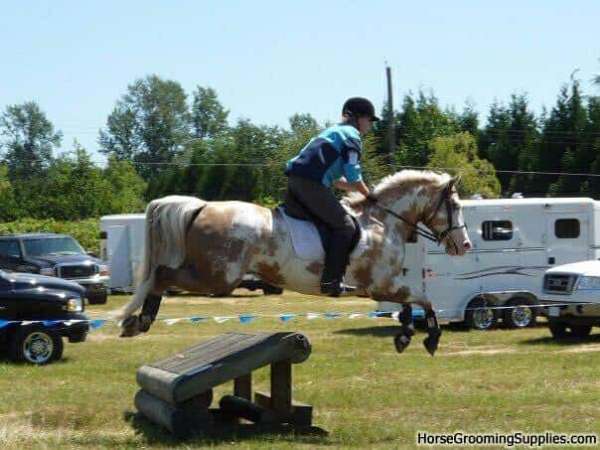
left=219, top=395, right=277, bottom=424
left=255, top=391, right=312, bottom=427
left=234, top=373, right=252, bottom=400
left=270, top=359, right=292, bottom=414
left=137, top=332, right=311, bottom=404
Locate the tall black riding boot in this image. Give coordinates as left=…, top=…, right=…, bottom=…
left=320, top=233, right=356, bottom=297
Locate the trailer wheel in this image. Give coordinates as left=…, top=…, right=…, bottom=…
left=503, top=297, right=537, bottom=329
left=464, top=296, right=497, bottom=330
left=9, top=326, right=64, bottom=364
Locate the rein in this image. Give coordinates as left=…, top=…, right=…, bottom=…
left=370, top=185, right=466, bottom=245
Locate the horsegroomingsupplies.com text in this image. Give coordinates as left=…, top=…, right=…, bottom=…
left=416, top=431, right=598, bottom=448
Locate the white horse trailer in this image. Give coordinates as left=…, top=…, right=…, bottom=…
left=380, top=197, right=600, bottom=329
left=100, top=214, right=146, bottom=292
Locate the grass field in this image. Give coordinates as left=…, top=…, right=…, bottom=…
left=1, top=291, right=600, bottom=449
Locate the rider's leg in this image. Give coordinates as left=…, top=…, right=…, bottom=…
left=287, top=176, right=356, bottom=296
left=320, top=215, right=356, bottom=295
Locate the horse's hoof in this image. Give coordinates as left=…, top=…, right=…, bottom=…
left=120, top=316, right=141, bottom=338
left=394, top=334, right=411, bottom=353
left=138, top=315, right=153, bottom=332
left=423, top=336, right=439, bottom=356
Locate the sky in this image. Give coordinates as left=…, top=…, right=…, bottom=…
left=1, top=1, right=599, bottom=164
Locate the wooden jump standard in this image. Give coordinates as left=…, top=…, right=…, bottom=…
left=134, top=331, right=313, bottom=436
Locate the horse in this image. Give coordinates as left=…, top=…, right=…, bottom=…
left=113, top=170, right=471, bottom=355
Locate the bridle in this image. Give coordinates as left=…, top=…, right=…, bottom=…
left=371, top=184, right=466, bottom=245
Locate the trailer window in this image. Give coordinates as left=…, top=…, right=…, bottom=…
left=555, top=219, right=580, bottom=239
left=482, top=221, right=513, bottom=240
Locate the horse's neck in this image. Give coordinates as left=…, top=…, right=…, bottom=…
left=360, top=186, right=426, bottom=238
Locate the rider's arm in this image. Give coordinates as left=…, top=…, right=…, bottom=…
left=338, top=128, right=371, bottom=197
left=349, top=180, right=370, bottom=198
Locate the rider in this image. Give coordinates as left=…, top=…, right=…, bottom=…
left=284, top=97, right=379, bottom=296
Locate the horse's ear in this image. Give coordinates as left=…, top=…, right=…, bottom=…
left=448, top=175, right=461, bottom=191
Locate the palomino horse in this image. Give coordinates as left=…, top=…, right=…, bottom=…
left=114, top=170, right=471, bottom=355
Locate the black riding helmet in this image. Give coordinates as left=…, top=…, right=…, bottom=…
left=342, top=97, right=380, bottom=122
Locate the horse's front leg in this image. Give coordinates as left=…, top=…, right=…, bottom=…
left=413, top=299, right=441, bottom=356
left=394, top=303, right=415, bottom=353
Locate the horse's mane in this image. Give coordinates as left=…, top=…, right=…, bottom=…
left=344, top=170, right=452, bottom=209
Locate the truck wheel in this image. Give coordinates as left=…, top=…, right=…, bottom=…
left=263, top=286, right=283, bottom=295
left=570, top=325, right=592, bottom=338
left=88, top=292, right=108, bottom=305
left=548, top=320, right=568, bottom=339
left=9, top=326, right=64, bottom=364
left=465, top=296, right=498, bottom=330
left=503, top=297, right=537, bottom=329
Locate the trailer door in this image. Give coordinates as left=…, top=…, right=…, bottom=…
left=546, top=214, right=589, bottom=266
left=107, top=225, right=132, bottom=289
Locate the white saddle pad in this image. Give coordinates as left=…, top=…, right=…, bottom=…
left=278, top=207, right=367, bottom=261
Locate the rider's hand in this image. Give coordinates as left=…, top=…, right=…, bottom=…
left=365, top=193, right=378, bottom=204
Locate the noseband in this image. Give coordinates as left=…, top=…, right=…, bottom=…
left=371, top=185, right=466, bottom=245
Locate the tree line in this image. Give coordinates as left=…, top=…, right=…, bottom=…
left=1, top=72, right=599, bottom=221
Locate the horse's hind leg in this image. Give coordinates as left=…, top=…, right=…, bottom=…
left=120, top=266, right=177, bottom=337
left=394, top=303, right=416, bottom=353
left=120, top=293, right=162, bottom=337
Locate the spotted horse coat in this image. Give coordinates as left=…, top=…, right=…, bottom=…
left=114, top=170, right=471, bottom=354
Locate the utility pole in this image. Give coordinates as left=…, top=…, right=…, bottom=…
left=385, top=65, right=395, bottom=165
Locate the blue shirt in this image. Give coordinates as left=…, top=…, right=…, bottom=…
left=285, top=123, right=363, bottom=187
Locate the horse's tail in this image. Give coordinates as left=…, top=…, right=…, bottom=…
left=112, top=195, right=206, bottom=321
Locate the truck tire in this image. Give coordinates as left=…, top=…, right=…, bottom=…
left=570, top=325, right=592, bottom=338
left=9, top=326, right=64, bottom=364
left=503, top=297, right=537, bottom=329
left=548, top=320, right=568, bottom=339
left=88, top=292, right=108, bottom=305
left=464, top=296, right=498, bottom=330
left=262, top=286, right=283, bottom=295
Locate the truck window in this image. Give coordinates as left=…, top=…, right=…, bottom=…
left=482, top=220, right=513, bottom=241
left=555, top=218, right=580, bottom=239
left=0, top=240, right=21, bottom=258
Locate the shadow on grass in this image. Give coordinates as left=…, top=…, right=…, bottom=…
left=124, top=411, right=329, bottom=446
left=519, top=332, right=600, bottom=346
left=164, top=292, right=262, bottom=299
left=333, top=322, right=472, bottom=338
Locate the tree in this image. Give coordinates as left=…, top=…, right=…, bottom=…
left=102, top=155, right=147, bottom=213
left=39, top=142, right=109, bottom=220
left=427, top=133, right=501, bottom=198
left=99, top=75, right=191, bottom=180
left=0, top=164, right=18, bottom=221
left=191, top=86, right=229, bottom=139
left=586, top=96, right=600, bottom=196
left=393, top=92, right=461, bottom=167
left=0, top=101, right=61, bottom=180
left=480, top=95, right=539, bottom=194
left=542, top=80, right=588, bottom=196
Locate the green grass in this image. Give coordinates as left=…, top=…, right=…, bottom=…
left=1, top=291, right=600, bottom=449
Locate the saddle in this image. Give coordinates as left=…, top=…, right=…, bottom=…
left=280, top=194, right=363, bottom=261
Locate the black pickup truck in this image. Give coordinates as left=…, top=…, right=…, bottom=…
left=0, top=269, right=89, bottom=364
left=0, top=233, right=110, bottom=304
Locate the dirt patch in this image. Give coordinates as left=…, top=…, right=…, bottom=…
left=443, top=346, right=517, bottom=356
left=558, top=344, right=600, bottom=354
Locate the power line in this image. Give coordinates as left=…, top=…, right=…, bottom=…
left=8, top=156, right=600, bottom=180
